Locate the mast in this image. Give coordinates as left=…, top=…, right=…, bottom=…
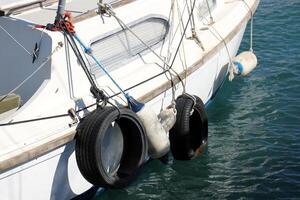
left=55, top=0, right=67, bottom=23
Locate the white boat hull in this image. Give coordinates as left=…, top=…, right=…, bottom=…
left=0, top=0, right=259, bottom=198
left=0, top=23, right=247, bottom=200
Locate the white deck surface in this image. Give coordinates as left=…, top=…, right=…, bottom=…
left=1, top=0, right=118, bottom=24
left=0, top=0, right=39, bottom=10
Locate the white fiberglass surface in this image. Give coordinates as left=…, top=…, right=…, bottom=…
left=0, top=0, right=37, bottom=9
left=196, top=0, right=216, bottom=20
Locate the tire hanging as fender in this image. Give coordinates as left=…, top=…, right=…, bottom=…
left=75, top=106, right=147, bottom=188
left=169, top=94, right=208, bottom=160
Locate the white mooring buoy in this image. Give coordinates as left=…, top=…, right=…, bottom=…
left=233, top=51, right=258, bottom=76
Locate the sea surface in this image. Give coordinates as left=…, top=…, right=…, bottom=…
left=95, top=0, right=300, bottom=199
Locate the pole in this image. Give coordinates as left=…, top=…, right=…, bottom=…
left=55, top=0, right=66, bottom=23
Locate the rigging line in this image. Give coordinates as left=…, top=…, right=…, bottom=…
left=176, top=1, right=186, bottom=49
left=0, top=72, right=173, bottom=126
left=63, top=31, right=98, bottom=91
left=170, top=0, right=196, bottom=68
left=0, top=113, right=69, bottom=126
left=199, top=12, right=235, bottom=80
left=206, top=22, right=233, bottom=65
left=158, top=0, right=178, bottom=94
left=241, top=0, right=254, bottom=51
left=176, top=0, right=190, bottom=93
left=0, top=100, right=98, bottom=127
left=105, top=86, right=128, bottom=105
left=0, top=43, right=63, bottom=103
left=113, top=16, right=174, bottom=71
left=176, top=0, right=187, bottom=39
left=188, top=0, right=196, bottom=30
left=0, top=24, right=33, bottom=57
left=205, top=0, right=214, bottom=24
left=112, top=11, right=185, bottom=92
left=176, top=2, right=188, bottom=93
left=138, top=53, right=173, bottom=85
left=64, top=35, right=76, bottom=100
left=178, top=45, right=188, bottom=92
left=166, top=0, right=176, bottom=63
left=101, top=0, right=196, bottom=96
left=63, top=30, right=108, bottom=103
left=73, top=34, right=127, bottom=98
left=170, top=0, right=188, bottom=45
left=159, top=0, right=175, bottom=57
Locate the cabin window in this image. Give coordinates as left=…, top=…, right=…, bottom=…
left=88, top=17, right=169, bottom=77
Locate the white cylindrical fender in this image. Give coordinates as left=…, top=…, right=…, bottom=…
left=136, top=105, right=170, bottom=159
left=233, top=51, right=258, bottom=76
left=158, top=108, right=176, bottom=132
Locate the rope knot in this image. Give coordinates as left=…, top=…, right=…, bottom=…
left=97, top=1, right=114, bottom=17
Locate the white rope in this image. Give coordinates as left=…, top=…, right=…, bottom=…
left=199, top=14, right=235, bottom=80
left=205, top=0, right=214, bottom=24
left=96, top=0, right=198, bottom=107
left=0, top=24, right=33, bottom=57
left=109, top=8, right=187, bottom=95
left=186, top=0, right=205, bottom=50
left=176, top=1, right=189, bottom=92
left=169, top=0, right=188, bottom=45
left=241, top=0, right=254, bottom=52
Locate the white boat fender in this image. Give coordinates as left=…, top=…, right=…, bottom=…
left=233, top=51, right=258, bottom=76
left=158, top=107, right=177, bottom=132
left=127, top=95, right=170, bottom=159
left=169, top=94, right=208, bottom=160
left=137, top=105, right=170, bottom=159
left=75, top=107, right=147, bottom=188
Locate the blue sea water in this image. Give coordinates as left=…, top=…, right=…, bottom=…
left=95, top=0, right=300, bottom=199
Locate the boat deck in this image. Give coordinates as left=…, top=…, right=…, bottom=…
left=0, top=0, right=259, bottom=173
left=0, top=0, right=120, bottom=24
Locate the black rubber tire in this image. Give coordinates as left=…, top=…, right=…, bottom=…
left=169, top=94, right=208, bottom=160
left=75, top=106, right=147, bottom=188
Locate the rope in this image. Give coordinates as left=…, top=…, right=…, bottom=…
left=241, top=0, right=254, bottom=52
left=98, top=2, right=189, bottom=103
left=0, top=24, right=33, bottom=57
left=62, top=28, right=108, bottom=103
left=0, top=0, right=198, bottom=126
left=198, top=12, right=235, bottom=80
left=100, top=3, right=183, bottom=81
left=205, top=0, right=214, bottom=24
left=0, top=100, right=99, bottom=127
left=170, top=0, right=196, bottom=67
left=73, top=34, right=127, bottom=98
